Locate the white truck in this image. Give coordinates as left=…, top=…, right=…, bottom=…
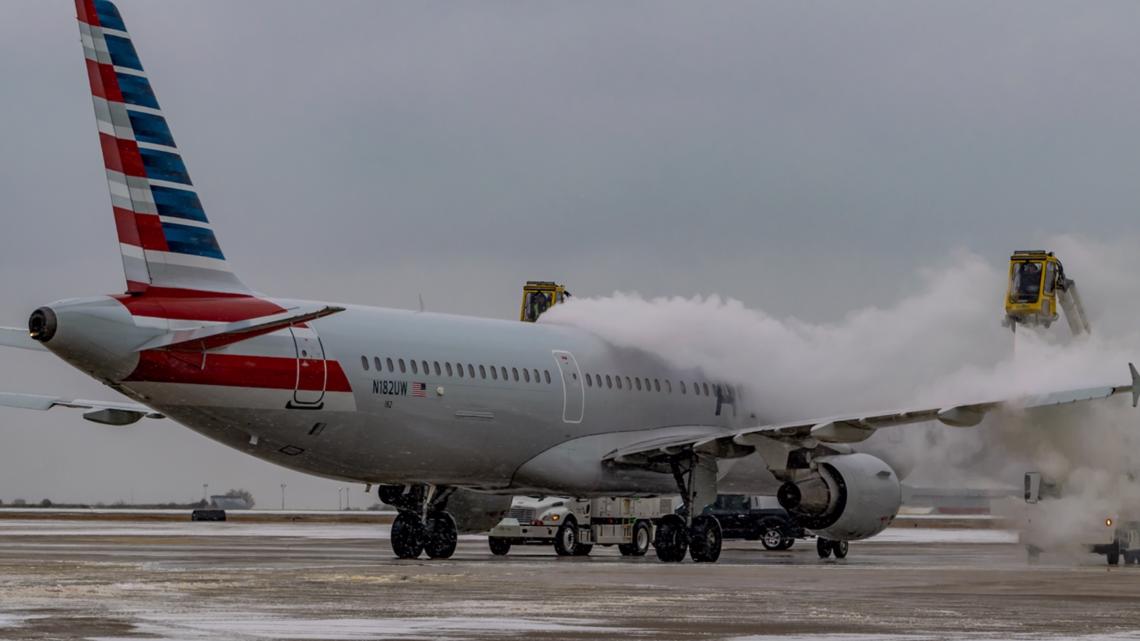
left=1022, top=472, right=1140, bottom=565
left=487, top=496, right=673, bottom=557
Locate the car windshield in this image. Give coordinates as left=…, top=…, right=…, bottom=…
left=1011, top=262, right=1044, bottom=302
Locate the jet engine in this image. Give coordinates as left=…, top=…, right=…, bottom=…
left=776, top=453, right=901, bottom=541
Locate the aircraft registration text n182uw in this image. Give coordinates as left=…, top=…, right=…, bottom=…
left=1, top=0, right=1136, bottom=562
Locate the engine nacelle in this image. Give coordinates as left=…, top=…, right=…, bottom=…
left=777, top=453, right=901, bottom=541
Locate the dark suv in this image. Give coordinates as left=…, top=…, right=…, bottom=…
left=701, top=494, right=807, bottom=550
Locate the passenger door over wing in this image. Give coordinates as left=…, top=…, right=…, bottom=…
left=290, top=326, right=326, bottom=407
left=552, top=350, right=584, bottom=424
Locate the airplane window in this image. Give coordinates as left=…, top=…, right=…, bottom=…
left=544, top=370, right=551, bottom=384
left=399, top=359, right=406, bottom=373
left=680, top=381, right=686, bottom=394
left=703, top=382, right=710, bottom=396
left=523, top=368, right=530, bottom=382
left=469, top=364, right=476, bottom=378
left=665, top=380, right=672, bottom=394
left=490, top=366, right=498, bottom=380
left=510, top=367, right=517, bottom=381
left=457, top=363, right=464, bottom=378
left=615, top=376, right=622, bottom=390
left=375, top=357, right=383, bottom=372
left=387, top=358, right=394, bottom=372
left=533, top=369, right=540, bottom=383
left=446, top=362, right=454, bottom=377
left=635, top=378, right=642, bottom=391
left=572, top=372, right=578, bottom=381
left=644, top=377, right=650, bottom=390
left=422, top=360, right=430, bottom=375
left=361, top=356, right=369, bottom=371
left=433, top=362, right=441, bottom=376
left=625, top=376, right=632, bottom=390
left=479, top=365, right=486, bottom=379
left=410, top=360, right=419, bottom=374
left=585, top=374, right=592, bottom=387
left=654, top=379, right=661, bottom=392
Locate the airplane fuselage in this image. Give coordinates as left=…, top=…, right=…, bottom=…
left=43, top=294, right=759, bottom=497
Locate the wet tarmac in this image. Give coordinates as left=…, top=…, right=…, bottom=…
left=0, top=519, right=1137, bottom=640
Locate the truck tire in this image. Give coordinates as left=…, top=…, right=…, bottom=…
left=758, top=518, right=786, bottom=551
left=573, top=543, right=594, bottom=556
left=777, top=537, right=795, bottom=551
left=1103, top=542, right=1121, bottom=563
left=554, top=519, right=580, bottom=557
left=488, top=537, right=511, bottom=556
left=620, top=520, right=652, bottom=557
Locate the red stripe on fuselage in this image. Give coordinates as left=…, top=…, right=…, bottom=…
left=126, top=351, right=352, bottom=393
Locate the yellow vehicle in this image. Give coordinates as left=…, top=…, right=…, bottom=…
left=520, top=281, right=571, bottom=322
left=1003, top=250, right=1090, bottom=335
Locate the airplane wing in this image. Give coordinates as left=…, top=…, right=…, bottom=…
left=604, top=363, right=1140, bottom=466
left=0, top=393, right=163, bottom=426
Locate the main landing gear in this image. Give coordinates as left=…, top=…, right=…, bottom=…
left=380, top=484, right=458, bottom=560
left=655, top=452, right=722, bottom=563
left=816, top=537, right=848, bottom=559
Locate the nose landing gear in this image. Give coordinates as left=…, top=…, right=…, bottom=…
left=381, top=484, right=459, bottom=560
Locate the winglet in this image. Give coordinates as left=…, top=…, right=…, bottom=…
left=1130, top=362, right=1139, bottom=408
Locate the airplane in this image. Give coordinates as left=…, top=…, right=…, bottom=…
left=1, top=0, right=1137, bottom=563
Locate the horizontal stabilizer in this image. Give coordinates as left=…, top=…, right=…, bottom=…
left=0, top=327, right=47, bottom=352
left=0, top=392, right=163, bottom=426
left=136, top=305, right=345, bottom=352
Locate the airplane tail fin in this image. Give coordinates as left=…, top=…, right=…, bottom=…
left=75, top=0, right=249, bottom=296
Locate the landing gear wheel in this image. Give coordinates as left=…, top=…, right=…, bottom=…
left=817, top=537, right=833, bottom=559
left=391, top=512, right=425, bottom=559
left=620, top=520, right=652, bottom=557
left=553, top=519, right=580, bottom=557
left=654, top=514, right=689, bottom=563
left=759, top=519, right=785, bottom=551
left=689, top=515, right=722, bottom=563
left=831, top=540, right=849, bottom=559
left=488, top=537, right=512, bottom=556
left=423, top=512, right=458, bottom=559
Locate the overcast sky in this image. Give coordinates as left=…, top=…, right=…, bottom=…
left=1, top=1, right=1139, bottom=508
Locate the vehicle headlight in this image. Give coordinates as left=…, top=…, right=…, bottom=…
left=1106, top=518, right=1114, bottom=527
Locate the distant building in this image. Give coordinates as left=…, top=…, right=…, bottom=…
left=210, top=495, right=252, bottom=510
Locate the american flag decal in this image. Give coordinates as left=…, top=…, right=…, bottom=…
left=411, top=382, right=427, bottom=397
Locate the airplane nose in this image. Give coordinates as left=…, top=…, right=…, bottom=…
left=28, top=307, right=57, bottom=343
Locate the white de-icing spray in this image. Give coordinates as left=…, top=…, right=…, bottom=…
left=541, top=235, right=1140, bottom=554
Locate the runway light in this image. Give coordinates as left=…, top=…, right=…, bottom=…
left=1106, top=518, right=1114, bottom=527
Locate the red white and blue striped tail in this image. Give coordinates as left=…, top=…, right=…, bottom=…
left=76, top=0, right=250, bottom=296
